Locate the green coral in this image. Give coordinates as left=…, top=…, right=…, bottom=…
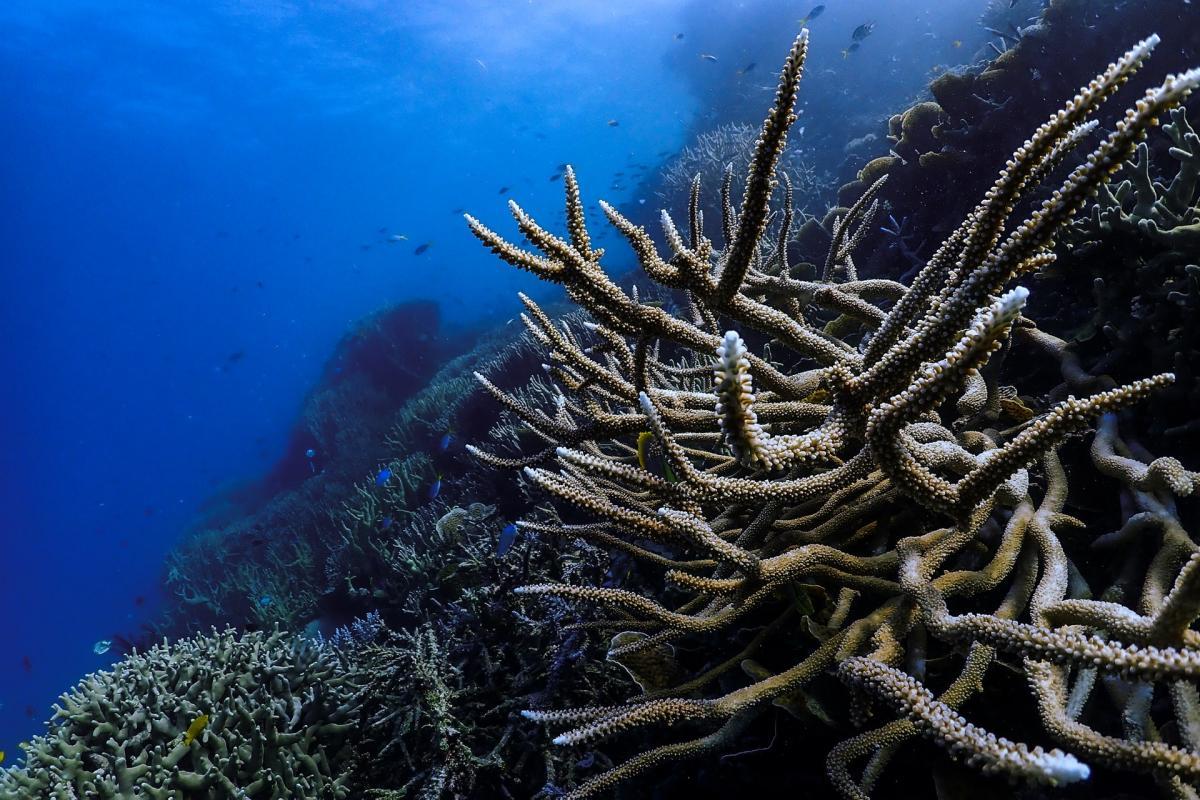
left=0, top=628, right=361, bottom=799
left=1080, top=106, right=1200, bottom=243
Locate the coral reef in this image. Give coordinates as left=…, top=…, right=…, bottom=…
left=658, top=122, right=834, bottom=234
left=142, top=290, right=643, bottom=797
left=468, top=27, right=1200, bottom=800
left=159, top=315, right=533, bottom=637
left=837, top=0, right=1199, bottom=273
left=333, top=486, right=630, bottom=797
left=1049, top=104, right=1200, bottom=449
left=0, top=628, right=360, bottom=799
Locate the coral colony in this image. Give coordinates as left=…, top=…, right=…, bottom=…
left=467, top=31, right=1200, bottom=798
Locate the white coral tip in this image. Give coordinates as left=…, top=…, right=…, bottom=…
left=1031, top=749, right=1090, bottom=784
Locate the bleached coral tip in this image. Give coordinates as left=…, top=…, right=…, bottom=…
left=551, top=734, right=569, bottom=746
left=1034, top=750, right=1090, bottom=784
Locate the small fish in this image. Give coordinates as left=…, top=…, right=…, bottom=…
left=736, top=62, right=756, bottom=75
left=225, top=350, right=246, bottom=364
left=1009, top=0, right=1019, bottom=6
left=0, top=751, right=5, bottom=765
left=451, top=207, right=465, bottom=214
left=852, top=22, right=875, bottom=42
left=414, top=242, right=432, bottom=255
left=497, top=522, right=518, bottom=556
left=636, top=431, right=653, bottom=470
left=438, top=432, right=454, bottom=452
left=375, top=467, right=392, bottom=487
left=24, top=706, right=34, bottom=719
left=134, top=595, right=145, bottom=607
left=258, top=595, right=272, bottom=608
left=699, top=53, right=718, bottom=62
left=380, top=515, right=393, bottom=530
left=674, top=32, right=684, bottom=40
left=387, top=234, right=408, bottom=242
left=799, top=5, right=825, bottom=24
left=497, top=186, right=509, bottom=194
left=93, top=640, right=112, bottom=655
left=427, top=474, right=442, bottom=500
left=952, top=39, right=963, bottom=48
left=21, top=656, right=31, bottom=673
left=548, top=173, right=561, bottom=181
left=183, top=714, right=209, bottom=746
left=305, top=448, right=316, bottom=459
left=841, top=42, right=861, bottom=58
left=607, top=119, right=619, bottom=127
left=475, top=58, right=488, bottom=71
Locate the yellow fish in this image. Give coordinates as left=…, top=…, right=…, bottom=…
left=0, top=750, right=5, bottom=765
left=952, top=39, right=963, bottom=48
left=183, top=714, right=209, bottom=746
left=636, top=431, right=653, bottom=470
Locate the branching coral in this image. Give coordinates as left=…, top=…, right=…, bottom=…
left=0, top=628, right=360, bottom=799
left=658, top=122, right=834, bottom=238
left=467, top=29, right=1200, bottom=798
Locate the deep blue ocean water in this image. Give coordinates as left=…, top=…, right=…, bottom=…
left=1, top=0, right=992, bottom=755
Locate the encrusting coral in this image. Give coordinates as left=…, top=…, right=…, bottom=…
left=0, top=628, right=361, bottom=799
left=467, top=27, right=1200, bottom=799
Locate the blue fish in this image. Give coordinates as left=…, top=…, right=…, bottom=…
left=380, top=516, right=393, bottom=530
left=497, top=522, right=518, bottom=556
left=305, top=448, right=316, bottom=459
left=427, top=475, right=442, bottom=500
left=258, top=595, right=273, bottom=608
left=438, top=432, right=454, bottom=452
left=375, top=468, right=392, bottom=487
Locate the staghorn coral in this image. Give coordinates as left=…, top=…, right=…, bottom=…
left=467, top=28, right=1200, bottom=799
left=0, top=628, right=360, bottom=799
left=1077, top=105, right=1200, bottom=246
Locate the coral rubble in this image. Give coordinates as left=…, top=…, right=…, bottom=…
left=468, top=28, right=1200, bottom=799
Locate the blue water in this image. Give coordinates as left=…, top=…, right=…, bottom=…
left=0, top=0, right=987, bottom=753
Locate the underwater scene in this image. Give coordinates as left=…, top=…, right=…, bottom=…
left=5, top=0, right=1200, bottom=797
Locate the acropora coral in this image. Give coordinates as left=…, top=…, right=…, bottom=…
left=467, top=28, right=1200, bottom=799
left=0, top=628, right=361, bottom=799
